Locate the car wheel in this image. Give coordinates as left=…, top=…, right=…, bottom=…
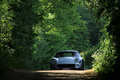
left=79, top=59, right=84, bottom=70
left=81, top=59, right=84, bottom=70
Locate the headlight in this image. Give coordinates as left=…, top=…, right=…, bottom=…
left=74, top=58, right=79, bottom=63
left=51, top=59, right=57, bottom=64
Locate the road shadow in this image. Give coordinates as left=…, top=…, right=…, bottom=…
left=2, top=70, right=100, bottom=80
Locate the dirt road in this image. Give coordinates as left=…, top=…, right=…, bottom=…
left=3, top=69, right=100, bottom=80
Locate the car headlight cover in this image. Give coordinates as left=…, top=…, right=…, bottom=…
left=74, top=58, right=79, bottom=63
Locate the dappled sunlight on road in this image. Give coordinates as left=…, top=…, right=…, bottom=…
left=3, top=70, right=100, bottom=80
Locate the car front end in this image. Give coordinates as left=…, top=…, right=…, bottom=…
left=50, top=50, right=84, bottom=70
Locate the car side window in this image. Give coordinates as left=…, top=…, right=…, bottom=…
left=74, top=53, right=77, bottom=56
left=73, top=52, right=80, bottom=57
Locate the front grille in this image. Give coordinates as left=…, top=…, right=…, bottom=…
left=57, top=64, right=75, bottom=68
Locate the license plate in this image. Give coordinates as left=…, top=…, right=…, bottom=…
left=63, top=68, right=70, bottom=70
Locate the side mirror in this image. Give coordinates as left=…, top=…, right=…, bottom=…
left=81, top=55, right=83, bottom=57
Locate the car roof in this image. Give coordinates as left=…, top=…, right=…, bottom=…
left=57, top=50, right=79, bottom=53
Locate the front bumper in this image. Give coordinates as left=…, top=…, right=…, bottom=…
left=50, top=63, right=82, bottom=70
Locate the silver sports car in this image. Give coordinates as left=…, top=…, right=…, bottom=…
left=50, top=50, right=84, bottom=70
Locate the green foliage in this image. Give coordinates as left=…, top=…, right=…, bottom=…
left=75, top=3, right=106, bottom=70
left=32, top=0, right=91, bottom=70
left=88, top=0, right=120, bottom=79
left=0, top=0, right=104, bottom=75
left=0, top=0, right=39, bottom=74
left=10, top=0, right=39, bottom=69
left=76, top=4, right=106, bottom=46
left=0, top=0, right=15, bottom=77
left=67, top=25, right=90, bottom=52
left=84, top=44, right=100, bottom=69
left=92, top=26, right=116, bottom=79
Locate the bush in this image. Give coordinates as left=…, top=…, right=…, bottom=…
left=92, top=28, right=116, bottom=79
left=84, top=44, right=100, bottom=69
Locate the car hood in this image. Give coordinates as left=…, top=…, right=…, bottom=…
left=55, top=57, right=76, bottom=64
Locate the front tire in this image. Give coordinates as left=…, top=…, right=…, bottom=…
left=80, top=59, right=84, bottom=70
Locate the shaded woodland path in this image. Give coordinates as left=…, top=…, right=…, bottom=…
left=2, top=69, right=100, bottom=80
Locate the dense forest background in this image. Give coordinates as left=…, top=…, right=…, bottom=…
left=0, top=0, right=120, bottom=79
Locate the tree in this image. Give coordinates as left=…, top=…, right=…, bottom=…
left=76, top=4, right=106, bottom=46
left=88, top=0, right=120, bottom=79
left=0, top=0, right=16, bottom=76
left=75, top=2, right=106, bottom=69
left=66, top=23, right=90, bottom=52
left=0, top=0, right=40, bottom=75
left=32, top=0, right=91, bottom=69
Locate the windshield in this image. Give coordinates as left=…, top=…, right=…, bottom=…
left=55, top=52, right=78, bottom=57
